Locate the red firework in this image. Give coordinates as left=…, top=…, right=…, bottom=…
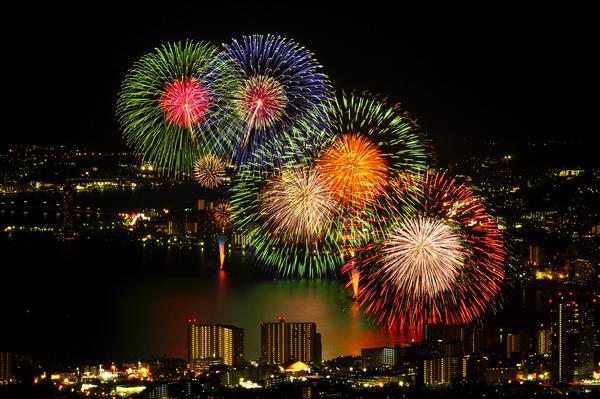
left=160, top=77, right=210, bottom=128
left=352, top=170, right=506, bottom=333
left=210, top=200, right=233, bottom=231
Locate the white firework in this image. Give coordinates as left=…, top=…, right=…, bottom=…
left=381, top=217, right=464, bottom=297
left=193, top=154, right=226, bottom=188
left=261, top=165, right=337, bottom=243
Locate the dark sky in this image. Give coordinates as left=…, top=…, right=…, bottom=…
left=3, top=2, right=595, bottom=162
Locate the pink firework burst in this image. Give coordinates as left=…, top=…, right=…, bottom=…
left=238, top=75, right=286, bottom=129
left=160, top=77, right=210, bottom=128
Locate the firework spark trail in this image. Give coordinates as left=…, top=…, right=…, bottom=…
left=240, top=103, right=262, bottom=151
left=350, top=259, right=360, bottom=298
left=211, top=200, right=233, bottom=269
left=218, top=235, right=226, bottom=269
left=238, top=94, right=267, bottom=160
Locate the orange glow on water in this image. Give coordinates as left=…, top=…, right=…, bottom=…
left=153, top=274, right=421, bottom=360
left=217, top=270, right=227, bottom=299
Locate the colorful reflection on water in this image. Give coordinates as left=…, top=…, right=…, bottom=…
left=2, top=233, right=418, bottom=362
left=115, top=249, right=418, bottom=361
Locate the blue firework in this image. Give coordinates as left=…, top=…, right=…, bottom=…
left=217, top=34, right=332, bottom=166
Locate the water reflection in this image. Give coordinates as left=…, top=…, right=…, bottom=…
left=2, top=225, right=415, bottom=362
left=114, top=257, right=416, bottom=361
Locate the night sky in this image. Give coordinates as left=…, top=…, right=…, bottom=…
left=3, top=3, right=595, bottom=163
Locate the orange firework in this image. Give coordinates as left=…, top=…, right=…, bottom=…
left=318, top=133, right=388, bottom=206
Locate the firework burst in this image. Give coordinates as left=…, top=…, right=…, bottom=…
left=318, top=133, right=388, bottom=206
left=160, top=77, right=210, bottom=128
left=117, top=40, right=239, bottom=176
left=193, top=154, right=226, bottom=188
left=261, top=165, right=337, bottom=243
left=352, top=170, right=506, bottom=332
left=316, top=92, right=430, bottom=208
left=231, top=162, right=344, bottom=278
left=218, top=34, right=332, bottom=164
left=210, top=200, right=233, bottom=231
left=381, top=217, right=464, bottom=298
left=238, top=75, right=287, bottom=130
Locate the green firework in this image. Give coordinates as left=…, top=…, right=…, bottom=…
left=116, top=40, right=240, bottom=176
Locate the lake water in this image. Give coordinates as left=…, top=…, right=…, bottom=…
left=1, top=227, right=412, bottom=364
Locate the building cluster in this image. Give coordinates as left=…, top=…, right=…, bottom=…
left=1, top=180, right=250, bottom=252
left=182, top=293, right=598, bottom=390
left=353, top=291, right=599, bottom=387
left=449, top=144, right=599, bottom=286
left=187, top=317, right=321, bottom=387
left=1, top=295, right=600, bottom=397
left=118, top=200, right=250, bottom=251
left=0, top=144, right=155, bottom=194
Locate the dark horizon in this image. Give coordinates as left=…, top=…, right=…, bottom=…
left=3, top=3, right=596, bottom=156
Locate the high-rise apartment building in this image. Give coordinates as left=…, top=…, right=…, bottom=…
left=0, top=352, right=11, bottom=383
left=188, top=324, right=244, bottom=367
left=535, top=327, right=551, bottom=356
left=421, top=324, right=468, bottom=386
left=261, top=317, right=321, bottom=365
left=550, top=294, right=595, bottom=383
left=361, top=347, right=395, bottom=369
left=424, top=324, right=465, bottom=355
left=463, top=327, right=486, bottom=356
left=423, top=356, right=464, bottom=386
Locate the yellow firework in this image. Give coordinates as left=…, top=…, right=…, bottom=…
left=260, top=165, right=338, bottom=244
left=193, top=154, right=226, bottom=188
